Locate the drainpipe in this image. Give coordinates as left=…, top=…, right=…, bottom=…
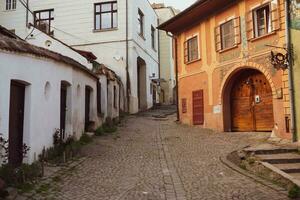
left=157, top=19, right=161, bottom=104
left=125, top=0, right=130, bottom=113
left=26, top=0, right=29, bottom=27
left=285, top=0, right=297, bottom=142
left=167, top=32, right=179, bottom=121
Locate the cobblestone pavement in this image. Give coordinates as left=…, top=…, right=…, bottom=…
left=31, top=107, right=289, bottom=200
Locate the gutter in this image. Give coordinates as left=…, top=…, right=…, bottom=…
left=285, top=0, right=297, bottom=142
left=166, top=32, right=179, bottom=121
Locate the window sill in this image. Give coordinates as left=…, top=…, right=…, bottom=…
left=249, top=31, right=277, bottom=42
left=185, top=58, right=201, bottom=65
left=152, top=47, right=157, bottom=52
left=93, top=28, right=118, bottom=33
left=219, top=45, right=239, bottom=53
left=3, top=9, right=16, bottom=12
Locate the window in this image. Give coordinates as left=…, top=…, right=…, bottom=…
left=253, top=5, right=271, bottom=37
left=220, top=20, right=235, bottom=49
left=34, top=9, right=54, bottom=35
left=94, top=2, right=117, bottom=30
left=182, top=99, right=187, bottom=113
left=296, top=0, right=300, bottom=8
left=138, top=9, right=144, bottom=37
left=6, top=0, right=16, bottom=10
left=184, top=36, right=199, bottom=63
left=151, top=26, right=156, bottom=50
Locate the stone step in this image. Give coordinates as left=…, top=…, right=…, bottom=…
left=256, top=153, right=300, bottom=164
left=289, top=173, right=300, bottom=180
left=244, top=143, right=298, bottom=155
left=273, top=163, right=300, bottom=173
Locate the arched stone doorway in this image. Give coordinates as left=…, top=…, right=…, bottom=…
left=222, top=69, right=275, bottom=132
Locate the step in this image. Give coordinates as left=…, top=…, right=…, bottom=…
left=273, top=163, right=300, bottom=173
left=244, top=144, right=298, bottom=155
left=256, top=153, right=300, bottom=164
left=290, top=173, right=300, bottom=180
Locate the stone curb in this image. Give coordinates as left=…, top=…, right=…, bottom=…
left=220, top=154, right=288, bottom=195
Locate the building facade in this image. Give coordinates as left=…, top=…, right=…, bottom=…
left=289, top=0, right=300, bottom=140
left=159, top=0, right=292, bottom=140
left=0, top=28, right=101, bottom=165
left=0, top=0, right=159, bottom=114
left=152, top=3, right=178, bottom=105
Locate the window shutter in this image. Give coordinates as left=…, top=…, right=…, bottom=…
left=214, top=26, right=222, bottom=52
left=184, top=41, right=188, bottom=63
left=182, top=98, right=187, bottom=113
left=246, top=10, right=254, bottom=40
left=233, top=17, right=241, bottom=45
left=270, top=0, right=280, bottom=32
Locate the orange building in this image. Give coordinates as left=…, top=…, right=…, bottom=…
left=159, top=0, right=292, bottom=139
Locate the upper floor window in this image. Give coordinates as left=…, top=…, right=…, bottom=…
left=138, top=9, right=144, bottom=37
left=246, top=2, right=279, bottom=40
left=151, top=26, right=156, bottom=50
left=34, top=9, right=54, bottom=35
left=221, top=20, right=235, bottom=49
left=215, top=17, right=240, bottom=52
left=253, top=5, right=271, bottom=37
left=184, top=36, right=199, bottom=63
left=6, top=0, right=16, bottom=10
left=94, top=2, right=117, bottom=30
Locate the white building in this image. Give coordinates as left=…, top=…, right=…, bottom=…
left=0, top=27, right=102, bottom=165
left=0, top=0, right=160, bottom=114
left=152, top=3, right=178, bottom=105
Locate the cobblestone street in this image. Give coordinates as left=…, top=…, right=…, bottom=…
left=38, top=107, right=288, bottom=200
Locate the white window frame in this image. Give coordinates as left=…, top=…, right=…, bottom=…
left=253, top=3, right=272, bottom=38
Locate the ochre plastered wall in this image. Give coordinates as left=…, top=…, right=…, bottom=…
left=176, top=0, right=291, bottom=139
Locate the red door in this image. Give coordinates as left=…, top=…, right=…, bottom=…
left=8, top=81, right=25, bottom=167
left=193, top=90, right=204, bottom=125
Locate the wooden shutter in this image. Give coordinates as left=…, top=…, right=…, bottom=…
left=184, top=41, right=188, bottom=63
left=192, top=90, right=204, bottom=125
left=214, top=26, right=222, bottom=52
left=233, top=17, right=241, bottom=45
left=182, top=98, right=187, bottom=113
left=270, top=0, right=280, bottom=32
left=246, top=10, right=254, bottom=40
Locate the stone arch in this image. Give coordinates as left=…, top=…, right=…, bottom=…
left=218, top=62, right=276, bottom=104
left=220, top=62, right=276, bottom=132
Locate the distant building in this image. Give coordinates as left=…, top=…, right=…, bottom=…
left=0, top=0, right=160, bottom=113
left=152, top=3, right=179, bottom=105
left=159, top=0, right=292, bottom=140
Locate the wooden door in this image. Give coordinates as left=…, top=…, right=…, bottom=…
left=60, top=86, right=67, bottom=138
left=8, top=81, right=25, bottom=167
left=193, top=90, right=204, bottom=125
left=137, top=66, right=141, bottom=109
left=231, top=70, right=274, bottom=132
left=85, top=87, right=91, bottom=131
left=252, top=73, right=274, bottom=131
left=152, top=86, right=157, bottom=105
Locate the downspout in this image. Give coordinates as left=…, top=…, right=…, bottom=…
left=125, top=0, right=130, bottom=113
left=26, top=0, right=29, bottom=27
left=157, top=18, right=161, bottom=104
left=285, top=0, right=297, bottom=142
left=167, top=32, right=179, bottom=121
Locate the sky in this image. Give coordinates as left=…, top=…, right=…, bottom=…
left=149, top=0, right=197, bottom=11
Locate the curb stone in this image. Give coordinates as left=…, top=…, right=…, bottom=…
left=220, top=154, right=288, bottom=196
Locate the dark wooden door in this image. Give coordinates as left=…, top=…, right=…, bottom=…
left=85, top=87, right=91, bottom=131
left=231, top=71, right=274, bottom=132
left=137, top=66, right=141, bottom=109
left=60, top=86, right=67, bottom=137
left=192, top=90, right=204, bottom=125
left=153, top=86, right=157, bottom=105
left=8, top=81, right=25, bottom=167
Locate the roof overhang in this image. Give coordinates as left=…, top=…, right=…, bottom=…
left=158, top=0, right=238, bottom=34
